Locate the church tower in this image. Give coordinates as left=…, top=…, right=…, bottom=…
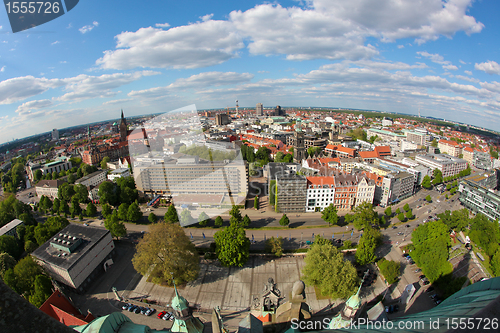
left=293, top=119, right=305, bottom=163
left=119, top=109, right=127, bottom=142
left=170, top=277, right=204, bottom=333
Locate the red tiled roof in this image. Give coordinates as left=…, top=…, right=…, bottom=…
left=306, top=176, right=335, bottom=186
left=374, top=146, right=391, bottom=156
left=39, top=290, right=94, bottom=327
left=358, top=151, right=378, bottom=159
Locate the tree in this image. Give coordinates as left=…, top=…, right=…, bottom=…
left=403, top=203, right=410, bottom=212
left=100, top=156, right=111, bottom=170
left=127, top=202, right=142, bottom=222
left=104, top=211, right=127, bottom=239
left=0, top=252, right=16, bottom=279
left=321, top=203, right=338, bottom=225
left=24, top=240, right=38, bottom=253
left=198, top=212, right=209, bottom=227
left=28, top=274, right=53, bottom=307
left=431, top=139, right=438, bottom=147
left=214, top=216, right=223, bottom=227
left=378, top=259, right=401, bottom=284
left=406, top=209, right=413, bottom=220
left=254, top=196, right=259, bottom=210
left=86, top=202, right=97, bottom=217
left=34, top=170, right=43, bottom=182
left=229, top=206, right=242, bottom=223
left=411, top=221, right=452, bottom=282
left=421, top=175, right=432, bottom=189
left=70, top=197, right=81, bottom=217
left=4, top=256, right=44, bottom=296
left=73, top=184, right=89, bottom=203
left=58, top=183, right=75, bottom=202
left=148, top=212, right=158, bottom=224
left=164, top=204, right=179, bottom=223
left=432, top=168, right=443, bottom=185
left=302, top=242, right=358, bottom=299
left=425, top=195, right=432, bottom=203
left=397, top=213, right=405, bottom=222
left=355, top=226, right=381, bottom=265
left=214, top=221, right=250, bottom=267
left=52, top=198, right=60, bottom=213
left=101, top=203, right=112, bottom=218
left=469, top=214, right=500, bottom=256
left=132, top=222, right=199, bottom=285
left=269, top=180, right=277, bottom=205
left=279, top=214, right=290, bottom=227
left=265, top=237, right=284, bottom=257
left=180, top=209, right=193, bottom=225
left=67, top=173, right=76, bottom=184
left=59, top=200, right=69, bottom=215
left=242, top=214, right=251, bottom=227
left=98, top=181, right=117, bottom=205
left=384, top=207, right=392, bottom=217
left=0, top=235, right=21, bottom=259
left=395, top=208, right=401, bottom=215
left=352, top=202, right=379, bottom=230
left=491, top=250, right=500, bottom=277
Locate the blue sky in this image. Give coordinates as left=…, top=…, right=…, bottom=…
left=1, top=0, right=500, bottom=144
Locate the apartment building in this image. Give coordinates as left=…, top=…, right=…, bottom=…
left=380, top=171, right=414, bottom=207
left=305, top=176, right=335, bottom=212
left=415, top=154, right=468, bottom=178
left=404, top=129, right=430, bottom=146
left=438, top=139, right=462, bottom=157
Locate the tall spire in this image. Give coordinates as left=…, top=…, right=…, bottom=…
left=172, top=273, right=180, bottom=299
left=121, top=109, right=124, bottom=119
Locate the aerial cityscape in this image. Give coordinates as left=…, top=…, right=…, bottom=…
left=2, top=1, right=500, bottom=333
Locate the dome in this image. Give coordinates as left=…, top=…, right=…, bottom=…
left=292, top=280, right=305, bottom=296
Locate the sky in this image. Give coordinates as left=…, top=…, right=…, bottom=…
left=0, top=0, right=500, bottom=144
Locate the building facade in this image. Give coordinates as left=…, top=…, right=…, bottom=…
left=256, top=103, right=263, bottom=116
left=35, top=179, right=67, bottom=199
left=415, top=154, right=468, bottom=178
left=459, top=180, right=500, bottom=221
left=215, top=114, right=231, bottom=125
left=438, top=139, right=462, bottom=157
left=275, top=175, right=307, bottom=213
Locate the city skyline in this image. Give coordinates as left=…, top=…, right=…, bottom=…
left=1, top=0, right=500, bottom=144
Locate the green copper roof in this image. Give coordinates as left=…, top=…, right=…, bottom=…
left=72, top=312, right=169, bottom=333
left=171, top=281, right=189, bottom=311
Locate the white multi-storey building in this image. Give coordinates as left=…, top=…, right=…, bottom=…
left=415, top=154, right=468, bottom=178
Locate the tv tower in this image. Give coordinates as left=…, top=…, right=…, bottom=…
left=235, top=99, right=239, bottom=112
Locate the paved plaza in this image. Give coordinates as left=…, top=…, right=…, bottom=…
left=122, top=255, right=388, bottom=315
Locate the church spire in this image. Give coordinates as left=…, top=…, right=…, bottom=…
left=121, top=109, right=124, bottom=119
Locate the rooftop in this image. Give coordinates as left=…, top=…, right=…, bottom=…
left=0, top=219, right=23, bottom=236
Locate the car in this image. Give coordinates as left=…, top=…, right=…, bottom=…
left=385, top=306, right=389, bottom=313
left=426, top=287, right=435, bottom=293
left=392, top=226, right=397, bottom=229
left=157, top=311, right=167, bottom=319
left=415, top=268, right=421, bottom=273
left=397, top=232, right=404, bottom=235
left=419, top=274, right=426, bottom=280
left=393, top=304, right=399, bottom=312
left=128, top=305, right=137, bottom=312
left=423, top=280, right=430, bottom=285
left=134, top=306, right=142, bottom=314
left=163, top=312, right=174, bottom=321
left=430, top=294, right=438, bottom=299
left=435, top=299, right=442, bottom=305
left=141, top=307, right=149, bottom=315
left=122, top=303, right=131, bottom=310
left=409, top=260, right=415, bottom=265
left=145, top=308, right=155, bottom=316
left=389, top=305, right=394, bottom=313
left=406, top=224, right=410, bottom=228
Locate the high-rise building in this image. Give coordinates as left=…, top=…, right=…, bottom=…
left=215, top=113, right=230, bottom=125
left=256, top=103, right=263, bottom=116
left=52, top=129, right=59, bottom=141
left=274, top=105, right=284, bottom=116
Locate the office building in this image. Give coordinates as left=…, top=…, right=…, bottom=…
left=35, top=179, right=67, bottom=199
left=26, top=156, right=73, bottom=182
left=32, top=224, right=115, bottom=291
left=275, top=174, right=307, bottom=213
left=403, top=129, right=430, bottom=146
left=52, top=129, right=59, bottom=141
left=215, top=113, right=231, bottom=126
left=459, top=180, right=500, bottom=221
left=274, top=105, right=284, bottom=116
left=415, top=154, right=468, bottom=178
left=107, top=168, right=131, bottom=181
left=256, top=103, right=263, bottom=116
left=380, top=171, right=414, bottom=207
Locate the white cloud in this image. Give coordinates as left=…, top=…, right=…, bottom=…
left=60, top=61, right=67, bottom=64
left=459, top=59, right=466, bottom=65
left=443, top=64, right=458, bottom=71
left=57, top=71, right=160, bottom=102
left=475, top=61, right=500, bottom=75
left=97, top=0, right=483, bottom=70
left=417, top=51, right=449, bottom=65
left=0, top=66, right=5, bottom=72
left=51, top=41, right=60, bottom=45
left=397, top=45, right=404, bottom=49
left=67, top=23, right=72, bottom=29
left=0, top=76, right=63, bottom=104
left=452, top=75, right=479, bottom=83
left=464, top=70, right=473, bottom=75
left=155, top=23, right=170, bottom=28
left=103, top=98, right=133, bottom=106
left=200, top=14, right=214, bottom=22
left=96, top=22, right=244, bottom=70
left=79, top=21, right=99, bottom=34
left=15, top=99, right=53, bottom=115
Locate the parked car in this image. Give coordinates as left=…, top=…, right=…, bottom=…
left=128, top=305, right=137, bottom=312
left=435, top=299, right=442, bottom=305
left=133, top=306, right=142, bottom=314
left=393, top=304, right=399, bottom=312
left=145, top=308, right=155, bottom=316
left=157, top=311, right=167, bottom=319
left=415, top=268, right=421, bottom=273
left=423, top=280, right=430, bottom=285
left=419, top=274, right=426, bottom=280
left=122, top=303, right=131, bottom=310
left=426, top=286, right=435, bottom=293
left=141, top=307, right=149, bottom=315
left=392, top=226, right=397, bottom=229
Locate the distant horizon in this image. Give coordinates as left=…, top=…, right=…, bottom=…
left=2, top=105, right=498, bottom=147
